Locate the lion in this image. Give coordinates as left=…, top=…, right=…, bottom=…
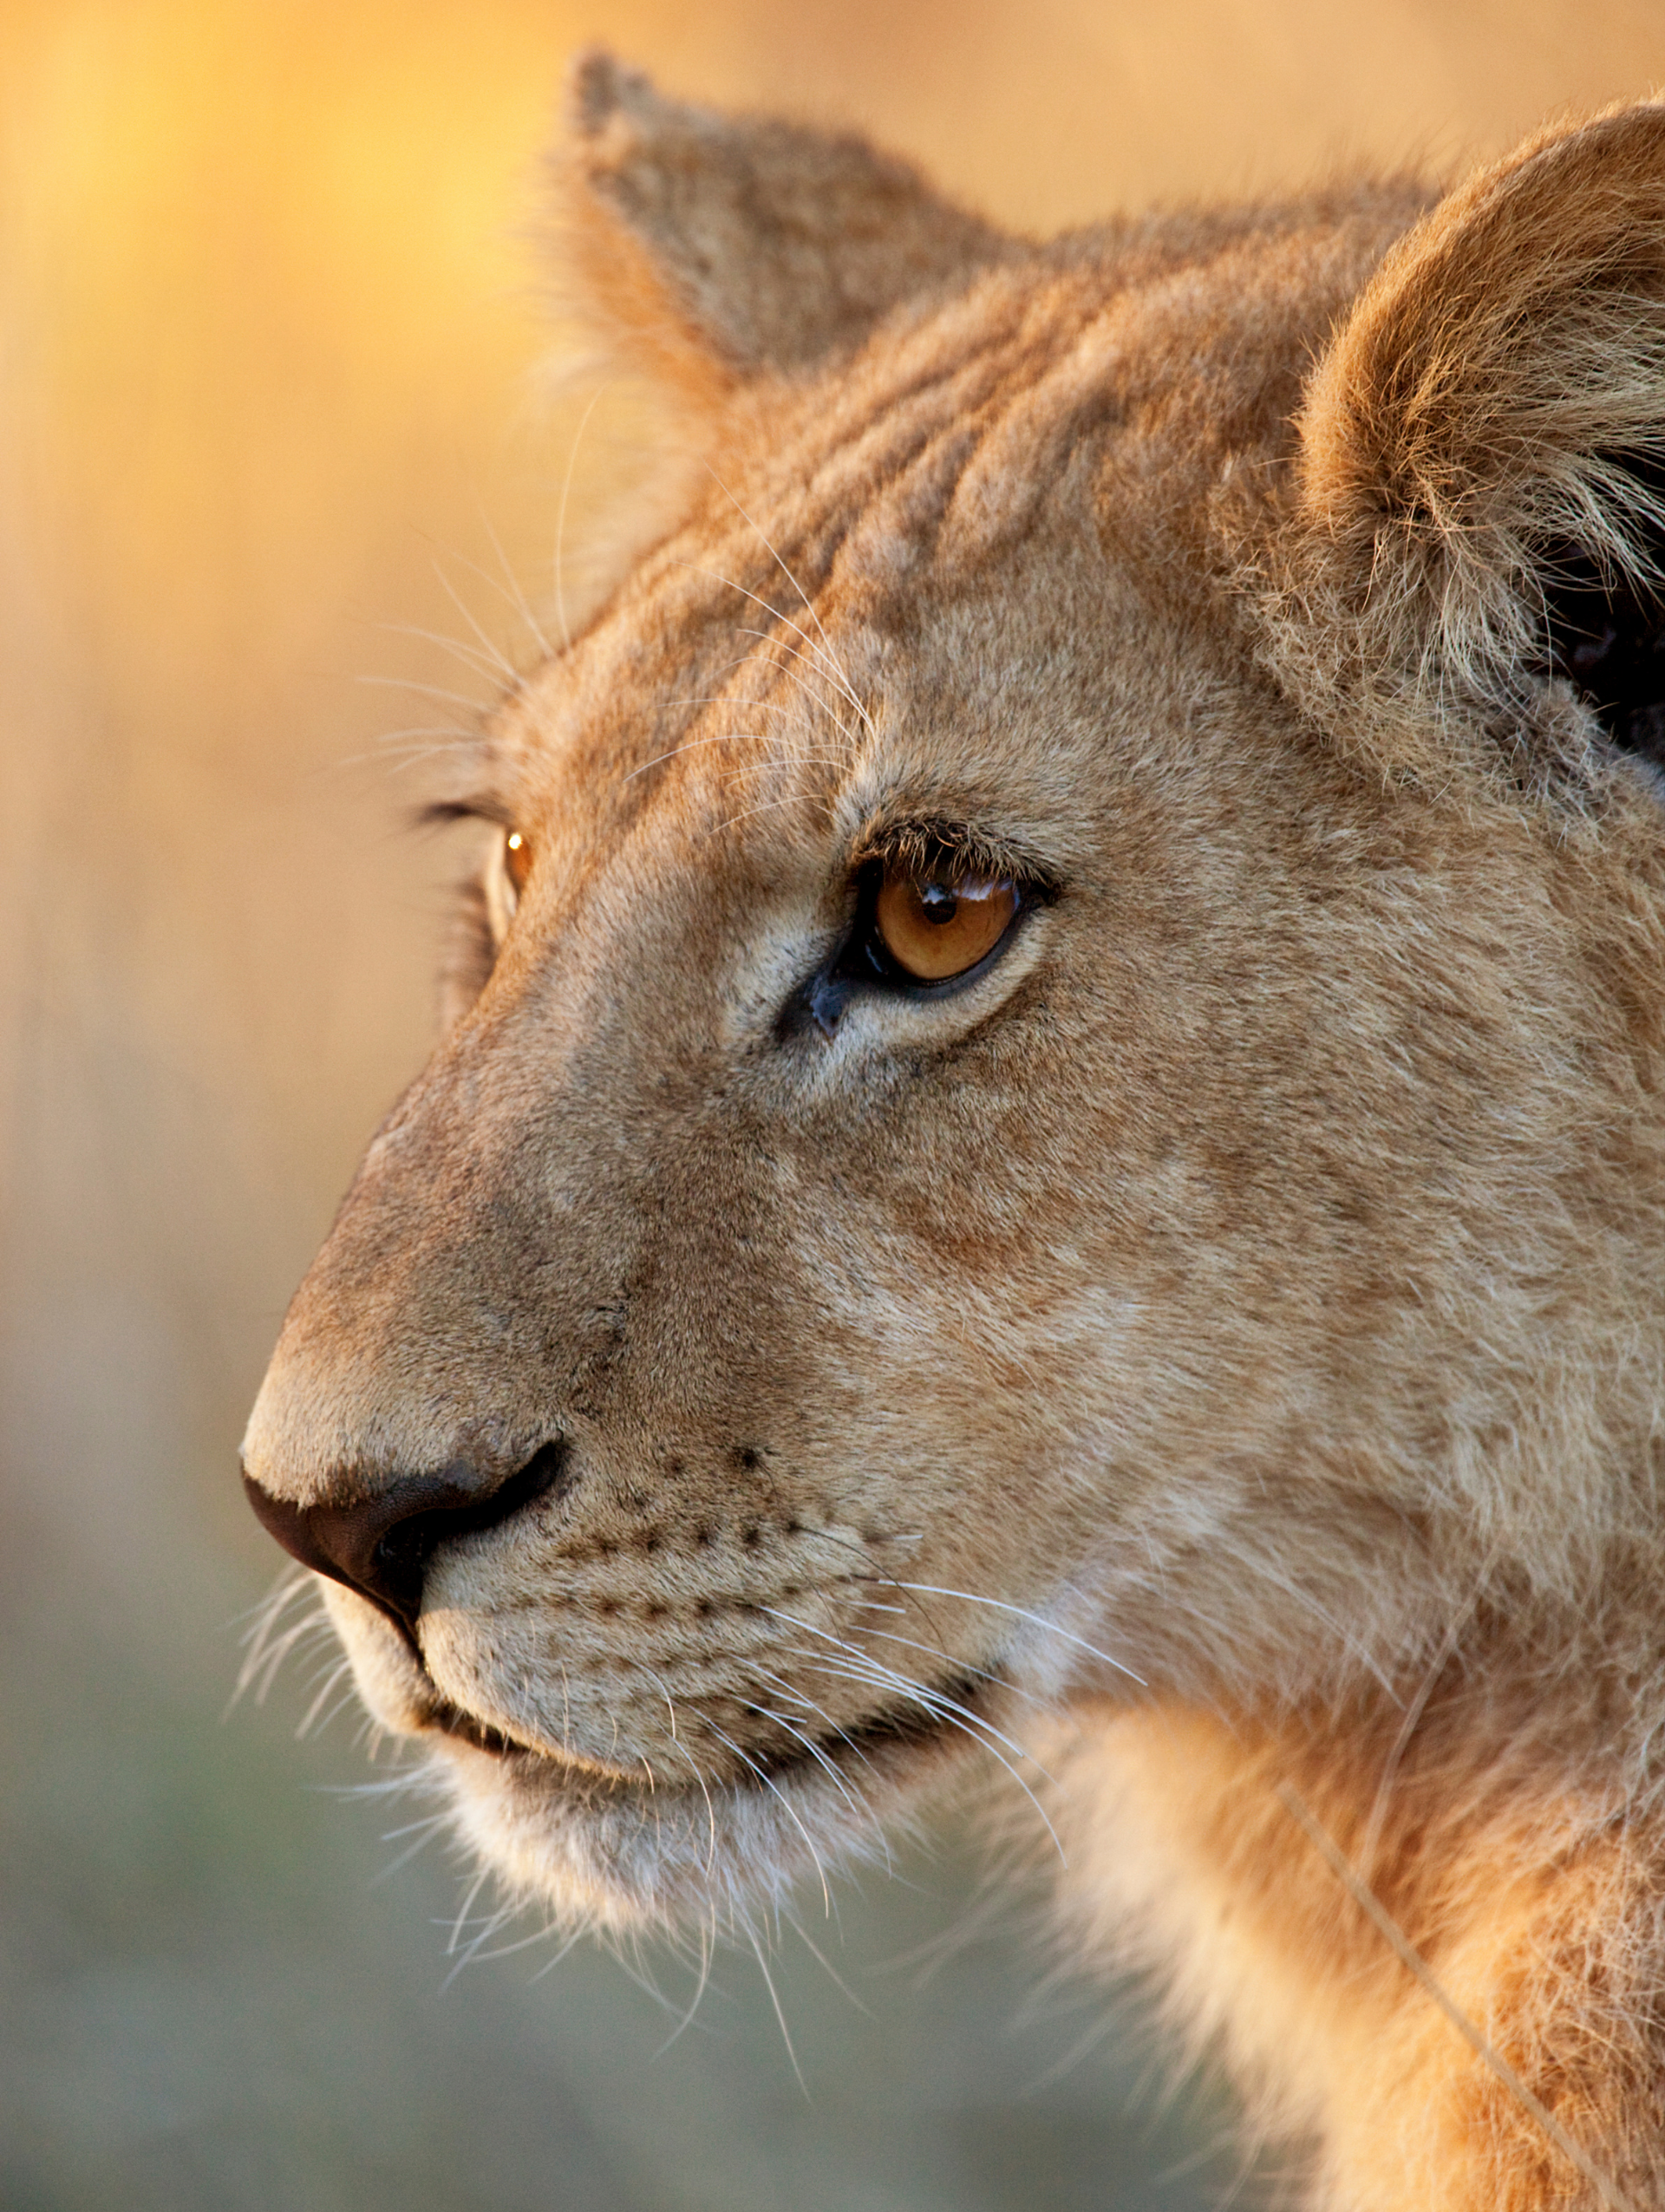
left=241, top=53, right=1665, bottom=2210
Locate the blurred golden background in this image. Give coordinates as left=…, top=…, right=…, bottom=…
left=5, top=3, right=1665, bottom=2207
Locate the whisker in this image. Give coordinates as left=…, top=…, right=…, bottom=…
left=853, top=1621, right=1049, bottom=1712
left=444, top=1866, right=493, bottom=1958
left=662, top=693, right=799, bottom=714
left=671, top=558, right=872, bottom=732
left=703, top=465, right=877, bottom=736
left=785, top=1908, right=871, bottom=2014
left=231, top=1571, right=331, bottom=1712
left=777, top=1633, right=1049, bottom=1783
left=735, top=1699, right=872, bottom=1825
left=734, top=630, right=865, bottom=747
left=702, top=1716, right=835, bottom=1918
left=381, top=747, right=490, bottom=780
left=1279, top=1783, right=1640, bottom=2212
left=751, top=1669, right=883, bottom=1777
left=555, top=385, right=608, bottom=650
left=791, top=1523, right=958, bottom=1662
left=653, top=1918, right=718, bottom=2054
left=714, top=792, right=839, bottom=837
left=432, top=562, right=520, bottom=691
left=643, top=1670, right=721, bottom=1869
left=473, top=500, right=553, bottom=660
left=675, top=645, right=862, bottom=736
left=295, top=1655, right=356, bottom=1739
left=376, top=619, right=513, bottom=686
left=761, top=1605, right=1063, bottom=1799
left=759, top=1608, right=1049, bottom=1774
left=526, top=1923, right=591, bottom=1984
left=597, top=1924, right=680, bottom=2020
left=441, top=1896, right=524, bottom=1987
left=369, top=1813, right=453, bottom=1884
left=369, top=725, right=477, bottom=749
left=452, top=1915, right=570, bottom=1971
left=795, top=1654, right=1066, bottom=1864
left=745, top=1922, right=807, bottom=2096
left=357, top=674, right=493, bottom=715
left=750, top=1670, right=896, bottom=1879
left=891, top=1582, right=1146, bottom=1687
left=621, top=733, right=835, bottom=785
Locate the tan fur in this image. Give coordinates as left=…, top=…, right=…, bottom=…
left=243, top=55, right=1665, bottom=2208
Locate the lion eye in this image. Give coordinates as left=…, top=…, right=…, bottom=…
left=503, top=829, right=532, bottom=901
left=872, top=863, right=1020, bottom=982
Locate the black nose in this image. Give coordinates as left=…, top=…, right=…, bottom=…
left=242, top=1443, right=567, bottom=1631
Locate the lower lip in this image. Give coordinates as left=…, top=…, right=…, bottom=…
left=425, top=1667, right=995, bottom=1785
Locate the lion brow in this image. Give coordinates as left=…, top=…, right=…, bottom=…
left=408, top=793, right=517, bottom=835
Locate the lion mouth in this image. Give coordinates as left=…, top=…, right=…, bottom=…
left=424, top=1697, right=536, bottom=1759
left=421, top=1667, right=997, bottom=1785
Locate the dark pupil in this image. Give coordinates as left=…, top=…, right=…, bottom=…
left=918, top=881, right=959, bottom=926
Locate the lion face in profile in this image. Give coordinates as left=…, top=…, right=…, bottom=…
left=245, top=55, right=1665, bottom=2206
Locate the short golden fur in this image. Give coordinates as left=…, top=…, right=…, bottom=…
left=243, top=55, right=1665, bottom=2208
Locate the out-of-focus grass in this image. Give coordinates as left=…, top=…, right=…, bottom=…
left=4, top=4, right=1665, bottom=2207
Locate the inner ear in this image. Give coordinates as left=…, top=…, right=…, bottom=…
left=1540, top=453, right=1665, bottom=771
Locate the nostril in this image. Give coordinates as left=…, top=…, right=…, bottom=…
left=242, top=1439, right=568, bottom=1631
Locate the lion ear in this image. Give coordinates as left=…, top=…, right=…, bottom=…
left=1287, top=101, right=1665, bottom=787
left=558, top=50, right=1008, bottom=405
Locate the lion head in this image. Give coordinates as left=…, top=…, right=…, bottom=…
left=242, top=59, right=1665, bottom=1954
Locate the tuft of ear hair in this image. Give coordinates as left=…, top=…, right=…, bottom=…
left=556, top=50, right=1009, bottom=407
left=1282, top=101, right=1665, bottom=794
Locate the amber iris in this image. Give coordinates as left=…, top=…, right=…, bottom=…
left=873, top=864, right=1019, bottom=981
left=504, top=829, right=532, bottom=899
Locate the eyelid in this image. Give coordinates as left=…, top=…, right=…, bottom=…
left=416, top=795, right=519, bottom=835
left=851, top=819, right=1059, bottom=899
left=483, top=825, right=522, bottom=946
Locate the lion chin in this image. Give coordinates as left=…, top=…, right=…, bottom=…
left=316, top=1579, right=1036, bottom=1935
left=242, top=51, right=1665, bottom=2212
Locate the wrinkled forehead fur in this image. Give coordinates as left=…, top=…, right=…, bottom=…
left=245, top=51, right=1665, bottom=2203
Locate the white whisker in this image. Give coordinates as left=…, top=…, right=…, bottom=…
left=785, top=1908, right=870, bottom=2013
left=891, top=1582, right=1146, bottom=1687
left=671, top=558, right=872, bottom=733
left=230, top=1570, right=330, bottom=1712
left=444, top=1866, right=493, bottom=1958
left=431, top=559, right=519, bottom=688
left=623, top=734, right=839, bottom=786
left=295, top=1655, right=356, bottom=1739
left=555, top=385, right=608, bottom=649
left=644, top=1670, right=721, bottom=1868
left=526, top=1923, right=591, bottom=1984
left=713, top=792, right=838, bottom=837
left=652, top=1918, right=717, bottom=2053
left=703, top=464, right=877, bottom=736
left=702, top=1716, right=834, bottom=1918
left=744, top=1922, right=806, bottom=2095
left=369, top=1813, right=453, bottom=1884
left=735, top=1699, right=872, bottom=1825
left=473, top=500, right=553, bottom=659
left=376, top=619, right=513, bottom=686
left=733, top=629, right=866, bottom=747
left=797, top=1654, right=1066, bottom=1864
left=357, top=674, right=493, bottom=716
